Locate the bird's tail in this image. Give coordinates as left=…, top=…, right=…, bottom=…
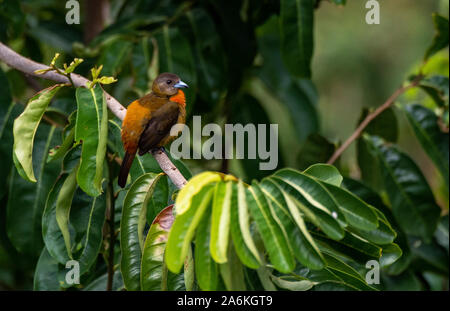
left=118, top=151, right=136, bottom=188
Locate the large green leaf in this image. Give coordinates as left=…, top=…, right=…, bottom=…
left=365, top=135, right=441, bottom=240
left=229, top=181, right=261, bottom=269
left=303, top=163, right=343, bottom=187
left=424, top=13, right=449, bottom=61
left=120, top=173, right=164, bottom=290
left=141, top=205, right=184, bottom=291
left=75, top=86, right=108, bottom=197
left=261, top=178, right=325, bottom=270
left=402, top=104, right=449, bottom=186
left=272, top=168, right=346, bottom=235
left=219, top=243, right=246, bottom=291
left=319, top=182, right=379, bottom=231
left=33, top=247, right=63, bottom=291
left=165, top=185, right=214, bottom=273
left=210, top=182, right=232, bottom=263
left=0, top=68, right=13, bottom=132
left=13, top=84, right=64, bottom=182
left=7, top=124, right=61, bottom=257
left=247, top=182, right=295, bottom=273
left=418, top=75, right=449, bottom=108
left=0, top=102, right=21, bottom=200
left=357, top=107, right=398, bottom=191
left=280, top=0, right=314, bottom=78
left=194, top=206, right=219, bottom=290
left=42, top=168, right=107, bottom=274
left=42, top=173, right=73, bottom=264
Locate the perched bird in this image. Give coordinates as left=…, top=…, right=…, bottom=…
left=118, top=72, right=188, bottom=188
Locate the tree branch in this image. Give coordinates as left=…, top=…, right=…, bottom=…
left=327, top=75, right=423, bottom=165
left=0, top=42, right=187, bottom=189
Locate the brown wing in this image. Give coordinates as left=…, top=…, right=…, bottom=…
left=138, top=101, right=179, bottom=155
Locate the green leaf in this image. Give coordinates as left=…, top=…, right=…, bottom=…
left=174, top=172, right=221, bottom=215
left=365, top=135, right=441, bottom=240
left=319, top=182, right=379, bottom=231
left=120, top=173, right=164, bottom=291
left=270, top=275, right=316, bottom=291
left=13, top=84, right=64, bottom=182
left=247, top=182, right=295, bottom=273
left=424, top=14, right=449, bottom=61
left=357, top=107, right=398, bottom=191
left=261, top=178, right=325, bottom=270
left=47, top=127, right=75, bottom=163
left=165, top=185, right=214, bottom=274
left=75, top=188, right=107, bottom=275
left=184, top=245, right=195, bottom=291
left=7, top=124, right=61, bottom=257
left=141, top=205, right=178, bottom=291
left=273, top=169, right=346, bottom=230
left=229, top=181, right=261, bottom=269
left=63, top=58, right=83, bottom=74
left=280, top=0, right=314, bottom=78
left=42, top=173, right=73, bottom=264
left=418, top=75, right=449, bottom=107
left=322, top=252, right=377, bottom=291
left=311, top=231, right=382, bottom=265
left=219, top=244, right=247, bottom=291
left=210, top=182, right=232, bottom=263
left=55, top=162, right=79, bottom=260
left=0, top=68, right=13, bottom=132
left=0, top=102, right=21, bottom=200
left=402, top=104, right=449, bottom=186
left=303, top=163, right=343, bottom=186
left=194, top=206, right=219, bottom=290
left=33, top=248, right=63, bottom=291
left=75, top=86, right=108, bottom=197
left=83, top=271, right=124, bottom=291
left=435, top=215, right=449, bottom=252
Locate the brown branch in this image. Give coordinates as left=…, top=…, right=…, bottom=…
left=0, top=42, right=188, bottom=189
left=327, top=76, right=424, bottom=165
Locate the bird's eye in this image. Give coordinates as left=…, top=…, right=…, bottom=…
left=166, top=80, right=172, bottom=85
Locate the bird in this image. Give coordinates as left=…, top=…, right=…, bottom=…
left=118, top=72, right=188, bottom=188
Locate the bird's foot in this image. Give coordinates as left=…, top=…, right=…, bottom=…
left=151, top=146, right=166, bottom=155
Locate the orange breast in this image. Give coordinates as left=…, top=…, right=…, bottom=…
left=170, top=90, right=186, bottom=107
left=121, top=100, right=152, bottom=153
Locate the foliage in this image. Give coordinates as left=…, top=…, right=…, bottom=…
left=0, top=0, right=448, bottom=291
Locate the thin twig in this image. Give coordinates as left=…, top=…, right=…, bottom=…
left=106, top=161, right=116, bottom=291
left=0, top=42, right=188, bottom=189
left=327, top=76, right=424, bottom=165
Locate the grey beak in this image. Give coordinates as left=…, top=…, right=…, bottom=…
left=174, top=80, right=189, bottom=88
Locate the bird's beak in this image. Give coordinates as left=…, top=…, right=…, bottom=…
left=174, top=80, right=189, bottom=89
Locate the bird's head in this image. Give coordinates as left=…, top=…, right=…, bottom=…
left=152, top=72, right=189, bottom=97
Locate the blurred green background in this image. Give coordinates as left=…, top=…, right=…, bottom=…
left=314, top=0, right=448, bottom=206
